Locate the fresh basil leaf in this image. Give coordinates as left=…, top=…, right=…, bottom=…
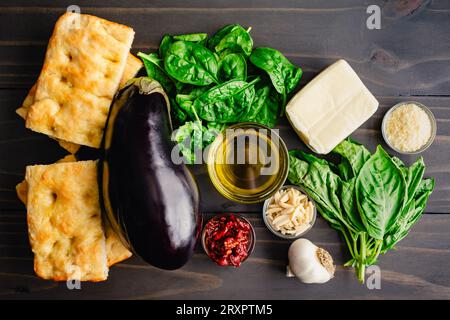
left=405, top=157, right=426, bottom=204
left=213, top=25, right=253, bottom=57
left=410, top=178, right=434, bottom=220
left=288, top=150, right=345, bottom=231
left=137, top=52, right=174, bottom=93
left=391, top=156, right=409, bottom=179
left=333, top=139, right=371, bottom=179
left=250, top=47, right=302, bottom=104
left=340, top=178, right=366, bottom=232
left=193, top=78, right=258, bottom=123
left=383, top=173, right=433, bottom=252
left=218, top=53, right=247, bottom=81
left=356, top=146, right=407, bottom=240
left=337, top=161, right=353, bottom=181
left=164, top=41, right=219, bottom=85
left=288, top=151, right=309, bottom=186
left=289, top=139, right=434, bottom=283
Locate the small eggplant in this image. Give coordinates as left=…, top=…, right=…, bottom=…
left=99, top=77, right=201, bottom=270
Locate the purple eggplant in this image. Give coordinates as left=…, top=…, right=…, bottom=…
left=99, top=77, right=201, bottom=270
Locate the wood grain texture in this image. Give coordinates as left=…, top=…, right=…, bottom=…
left=0, top=0, right=449, bottom=300
left=1, top=213, right=449, bottom=299
left=0, top=0, right=450, bottom=95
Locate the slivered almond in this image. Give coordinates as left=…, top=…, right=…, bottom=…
left=279, top=201, right=293, bottom=209
left=266, top=207, right=283, bottom=215
left=265, top=187, right=315, bottom=237
left=279, top=193, right=289, bottom=203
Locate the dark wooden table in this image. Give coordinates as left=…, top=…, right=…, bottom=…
left=1, top=0, right=449, bottom=300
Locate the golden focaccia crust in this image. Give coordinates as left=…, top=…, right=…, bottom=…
left=105, top=229, right=132, bottom=266
left=120, top=53, right=143, bottom=88
left=25, top=161, right=108, bottom=281
left=15, top=180, right=28, bottom=205
left=16, top=53, right=141, bottom=154
left=57, top=140, right=80, bottom=154
left=18, top=156, right=131, bottom=269
left=15, top=84, right=37, bottom=120
left=17, top=155, right=78, bottom=205
left=25, top=12, right=135, bottom=148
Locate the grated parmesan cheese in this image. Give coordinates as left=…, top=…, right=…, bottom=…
left=385, top=103, right=432, bottom=152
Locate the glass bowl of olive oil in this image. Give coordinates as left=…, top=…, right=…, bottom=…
left=207, top=122, right=289, bottom=204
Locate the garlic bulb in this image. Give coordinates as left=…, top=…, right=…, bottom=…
left=287, top=238, right=335, bottom=284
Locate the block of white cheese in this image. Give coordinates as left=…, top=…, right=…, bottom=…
left=286, top=59, right=379, bottom=154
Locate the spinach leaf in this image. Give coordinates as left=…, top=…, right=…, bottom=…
left=246, top=84, right=279, bottom=128
left=209, top=24, right=253, bottom=56
left=172, top=121, right=224, bottom=164
left=208, top=25, right=237, bottom=50
left=218, top=53, right=247, bottom=81
left=194, top=78, right=258, bottom=123
left=174, top=33, right=208, bottom=45
left=203, top=122, right=226, bottom=146
left=356, top=146, right=407, bottom=240
left=250, top=47, right=302, bottom=106
left=175, top=87, right=209, bottom=120
left=172, top=121, right=204, bottom=164
left=137, top=52, right=174, bottom=93
left=164, top=41, right=219, bottom=85
left=170, top=97, right=187, bottom=126
left=159, top=35, right=173, bottom=59
left=214, top=25, right=253, bottom=57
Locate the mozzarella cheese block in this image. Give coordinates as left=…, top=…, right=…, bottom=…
left=286, top=59, right=379, bottom=154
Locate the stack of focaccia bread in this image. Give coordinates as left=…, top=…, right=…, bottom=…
left=16, top=12, right=142, bottom=281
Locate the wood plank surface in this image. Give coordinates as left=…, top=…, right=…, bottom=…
left=0, top=0, right=449, bottom=300
left=0, top=0, right=449, bottom=95
left=1, top=213, right=449, bottom=299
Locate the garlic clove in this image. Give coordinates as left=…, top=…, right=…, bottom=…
left=287, top=238, right=335, bottom=284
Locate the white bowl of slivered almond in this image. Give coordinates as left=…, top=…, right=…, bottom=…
left=262, top=185, right=316, bottom=240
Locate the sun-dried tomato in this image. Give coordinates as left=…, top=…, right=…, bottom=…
left=204, top=214, right=252, bottom=267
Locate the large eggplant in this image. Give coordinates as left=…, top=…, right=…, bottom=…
left=99, top=77, right=201, bottom=270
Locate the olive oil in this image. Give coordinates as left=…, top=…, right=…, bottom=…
left=208, top=123, right=288, bottom=204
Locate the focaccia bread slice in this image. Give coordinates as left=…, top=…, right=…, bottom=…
left=25, top=161, right=108, bottom=281
left=105, top=229, right=132, bottom=266
left=16, top=53, right=142, bottom=154
left=17, top=156, right=131, bottom=269
left=25, top=12, right=135, bottom=148
left=119, top=53, right=142, bottom=88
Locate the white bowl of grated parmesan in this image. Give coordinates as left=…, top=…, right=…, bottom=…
left=382, top=101, right=436, bottom=154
